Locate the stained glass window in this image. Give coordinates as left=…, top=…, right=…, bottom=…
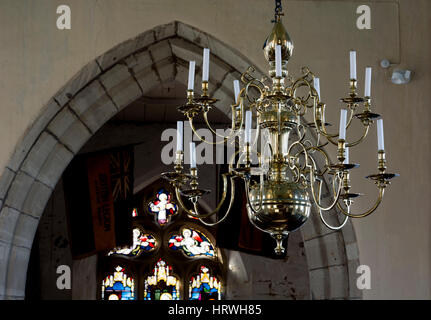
left=169, top=227, right=215, bottom=258
left=189, top=266, right=221, bottom=300
left=108, top=228, right=157, bottom=257
left=100, top=179, right=224, bottom=300
left=148, top=189, right=178, bottom=226
left=144, top=259, right=180, bottom=300
left=101, top=266, right=135, bottom=300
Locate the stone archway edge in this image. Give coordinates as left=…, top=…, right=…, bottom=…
left=0, top=21, right=360, bottom=300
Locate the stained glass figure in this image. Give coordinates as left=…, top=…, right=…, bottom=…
left=189, top=266, right=221, bottom=300
left=148, top=189, right=178, bottom=225
left=101, top=266, right=135, bottom=300
left=169, top=227, right=215, bottom=258
left=144, top=259, right=180, bottom=300
left=108, top=228, right=156, bottom=257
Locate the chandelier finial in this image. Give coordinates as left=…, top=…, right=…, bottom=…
left=263, top=1, right=293, bottom=73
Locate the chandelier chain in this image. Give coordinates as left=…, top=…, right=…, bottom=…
left=273, top=0, right=283, bottom=22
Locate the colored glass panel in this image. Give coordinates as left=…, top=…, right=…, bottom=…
left=108, top=228, right=156, bottom=257
left=189, top=266, right=221, bottom=300
left=148, top=189, right=178, bottom=225
left=144, top=259, right=180, bottom=300
left=101, top=266, right=135, bottom=300
left=169, top=227, right=215, bottom=258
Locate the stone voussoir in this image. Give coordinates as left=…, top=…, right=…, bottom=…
left=304, top=231, right=346, bottom=270
left=68, top=80, right=118, bottom=133
left=21, top=180, right=53, bottom=219
left=54, top=60, right=102, bottom=107
left=99, top=64, right=142, bottom=111
left=7, top=99, right=61, bottom=173
left=35, top=142, right=74, bottom=189
left=5, top=245, right=31, bottom=298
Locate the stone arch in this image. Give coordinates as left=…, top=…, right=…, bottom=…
left=0, top=21, right=361, bottom=299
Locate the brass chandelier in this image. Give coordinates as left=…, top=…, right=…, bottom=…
left=162, top=1, right=398, bottom=255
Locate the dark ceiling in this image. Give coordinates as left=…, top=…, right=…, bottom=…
left=111, top=80, right=231, bottom=124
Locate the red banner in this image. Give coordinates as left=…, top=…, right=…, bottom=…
left=87, top=154, right=116, bottom=251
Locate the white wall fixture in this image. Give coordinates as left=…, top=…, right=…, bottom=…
left=380, top=59, right=413, bottom=85
left=391, top=69, right=412, bottom=84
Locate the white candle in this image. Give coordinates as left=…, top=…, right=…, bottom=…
left=339, top=109, right=348, bottom=140
left=350, top=51, right=357, bottom=80
left=176, top=121, right=183, bottom=152
left=187, top=61, right=196, bottom=91
left=313, top=77, right=320, bottom=99
left=377, top=119, right=385, bottom=151
left=281, top=132, right=288, bottom=155
left=233, top=80, right=240, bottom=104
left=245, top=110, right=252, bottom=144
left=364, top=67, right=372, bottom=97
left=275, top=45, right=282, bottom=78
left=190, top=142, right=197, bottom=168
left=343, top=147, right=349, bottom=164
left=202, top=48, right=210, bottom=82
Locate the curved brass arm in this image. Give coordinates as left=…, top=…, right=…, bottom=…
left=191, top=175, right=236, bottom=219
left=292, top=77, right=314, bottom=110
left=315, top=110, right=370, bottom=148
left=313, top=103, right=356, bottom=146
left=202, top=111, right=238, bottom=140
left=337, top=187, right=385, bottom=218
left=174, top=187, right=199, bottom=216
left=188, top=117, right=229, bottom=145
left=309, top=163, right=343, bottom=211
left=241, top=67, right=266, bottom=97
left=288, top=141, right=343, bottom=211
left=292, top=143, right=332, bottom=177
left=198, top=201, right=232, bottom=226
left=228, top=149, right=241, bottom=172
left=244, top=175, right=264, bottom=214
left=201, top=88, right=246, bottom=140
left=306, top=146, right=331, bottom=176
left=317, top=176, right=349, bottom=230
left=346, top=124, right=370, bottom=148
left=175, top=173, right=236, bottom=219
